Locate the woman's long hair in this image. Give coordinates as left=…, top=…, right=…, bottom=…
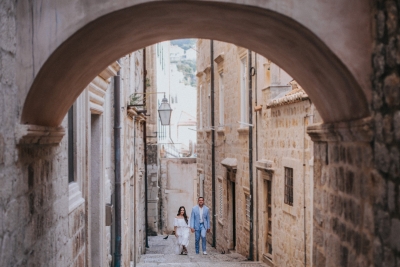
left=177, top=206, right=188, bottom=225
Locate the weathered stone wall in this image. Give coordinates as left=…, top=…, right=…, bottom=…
left=371, top=0, right=400, bottom=265
left=311, top=138, right=375, bottom=266
left=120, top=50, right=149, bottom=264
left=257, top=98, right=318, bottom=267
left=197, top=39, right=321, bottom=266
left=145, top=45, right=160, bottom=236
left=0, top=1, right=76, bottom=266
left=307, top=1, right=400, bottom=266
left=197, top=40, right=253, bottom=256
left=0, top=22, right=148, bottom=265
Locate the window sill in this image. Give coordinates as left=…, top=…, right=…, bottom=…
left=217, top=127, right=225, bottom=135
left=237, top=126, right=249, bottom=134
left=282, top=203, right=296, bottom=217
left=69, top=182, right=85, bottom=214
left=263, top=254, right=275, bottom=266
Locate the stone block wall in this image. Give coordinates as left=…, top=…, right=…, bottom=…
left=197, top=40, right=254, bottom=256
left=0, top=26, right=149, bottom=265
left=69, top=204, right=86, bottom=267
left=371, top=0, right=400, bottom=265
left=6, top=144, right=72, bottom=267
left=257, top=98, right=317, bottom=267
left=310, top=138, right=375, bottom=266
left=308, top=1, right=400, bottom=266
left=0, top=2, right=76, bottom=265
left=196, top=39, right=322, bottom=266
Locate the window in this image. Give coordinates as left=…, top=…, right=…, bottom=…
left=219, top=73, right=224, bottom=126
left=264, top=179, right=273, bottom=256
left=68, top=106, right=74, bottom=183
left=240, top=57, right=248, bottom=126
left=284, top=167, right=293, bottom=206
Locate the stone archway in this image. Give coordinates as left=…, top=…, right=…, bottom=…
left=20, top=0, right=372, bottom=127
left=14, top=1, right=382, bottom=266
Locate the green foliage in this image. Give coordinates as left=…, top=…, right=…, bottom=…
left=177, top=59, right=197, bottom=87
left=170, top=39, right=196, bottom=51
left=128, top=93, right=143, bottom=106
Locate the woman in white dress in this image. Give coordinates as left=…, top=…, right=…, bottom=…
left=174, top=206, right=191, bottom=255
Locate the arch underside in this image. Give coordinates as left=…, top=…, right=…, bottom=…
left=21, top=1, right=370, bottom=126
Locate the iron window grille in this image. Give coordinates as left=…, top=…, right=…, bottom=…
left=284, top=167, right=293, bottom=206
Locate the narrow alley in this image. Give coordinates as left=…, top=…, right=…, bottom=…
left=137, top=235, right=267, bottom=267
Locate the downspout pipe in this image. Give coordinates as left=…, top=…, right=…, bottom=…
left=254, top=53, right=259, bottom=261
left=303, top=113, right=309, bottom=267
left=211, top=40, right=216, bottom=248
left=114, top=71, right=122, bottom=267
left=143, top=48, right=150, bottom=249
left=248, top=50, right=254, bottom=261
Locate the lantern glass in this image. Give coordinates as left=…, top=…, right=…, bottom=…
left=158, top=97, right=172, bottom=125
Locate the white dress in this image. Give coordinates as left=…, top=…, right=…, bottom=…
left=174, top=217, right=190, bottom=254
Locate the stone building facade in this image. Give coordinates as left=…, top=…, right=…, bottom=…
left=64, top=49, right=153, bottom=267
left=0, top=44, right=153, bottom=266
left=196, top=40, right=322, bottom=266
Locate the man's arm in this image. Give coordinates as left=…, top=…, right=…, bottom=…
left=190, top=208, right=195, bottom=231
left=206, top=207, right=211, bottom=232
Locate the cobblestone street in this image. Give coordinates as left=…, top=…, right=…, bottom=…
left=136, top=235, right=267, bottom=266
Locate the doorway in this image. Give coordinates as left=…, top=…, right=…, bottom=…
left=227, top=170, right=236, bottom=251
left=263, top=178, right=272, bottom=259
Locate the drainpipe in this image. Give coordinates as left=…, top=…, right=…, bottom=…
left=254, top=53, right=259, bottom=261
left=133, top=107, right=137, bottom=265
left=248, top=50, right=254, bottom=261
left=211, top=40, right=216, bottom=248
left=143, top=48, right=149, bottom=249
left=114, top=71, right=122, bottom=267
left=303, top=111, right=309, bottom=267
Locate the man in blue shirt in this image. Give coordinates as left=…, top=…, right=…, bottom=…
left=190, top=197, right=210, bottom=254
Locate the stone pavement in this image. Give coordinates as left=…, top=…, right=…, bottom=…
left=136, top=235, right=268, bottom=266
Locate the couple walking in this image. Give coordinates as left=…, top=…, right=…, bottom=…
left=173, top=197, right=210, bottom=255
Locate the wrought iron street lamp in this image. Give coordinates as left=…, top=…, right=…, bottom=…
left=158, top=94, right=172, bottom=125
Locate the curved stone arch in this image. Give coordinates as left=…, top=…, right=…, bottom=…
left=21, top=1, right=371, bottom=126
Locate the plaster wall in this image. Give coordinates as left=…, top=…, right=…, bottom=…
left=160, top=158, right=197, bottom=234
